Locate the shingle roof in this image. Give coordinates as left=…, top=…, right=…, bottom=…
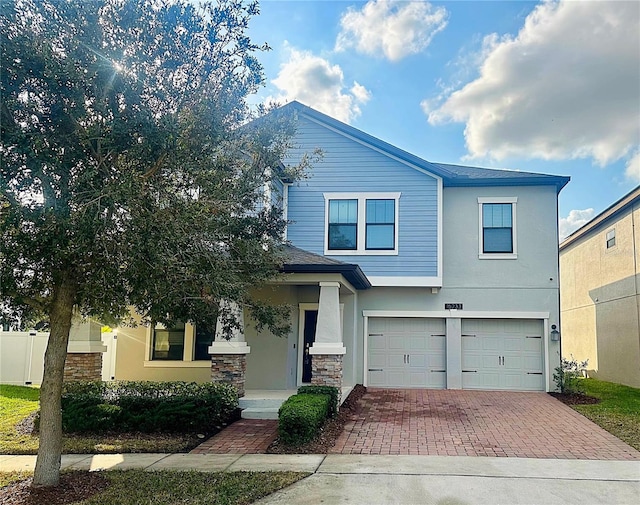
left=283, top=101, right=570, bottom=193
left=281, top=245, right=345, bottom=266
left=279, top=245, right=371, bottom=290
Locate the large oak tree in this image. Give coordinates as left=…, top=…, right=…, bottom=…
left=1, top=0, right=305, bottom=486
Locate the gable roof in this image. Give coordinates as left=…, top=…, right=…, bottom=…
left=282, top=101, right=570, bottom=193
left=560, top=186, right=640, bottom=250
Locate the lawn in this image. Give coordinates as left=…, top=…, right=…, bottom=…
left=0, top=384, right=208, bottom=454
left=1, top=470, right=309, bottom=504
left=571, top=378, right=640, bottom=451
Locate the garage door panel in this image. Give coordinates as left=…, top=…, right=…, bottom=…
left=388, top=353, right=406, bottom=367
left=409, top=354, right=427, bottom=368
left=369, top=335, right=386, bottom=351
left=462, top=319, right=545, bottom=391
left=429, top=371, right=446, bottom=388
left=368, top=317, right=446, bottom=389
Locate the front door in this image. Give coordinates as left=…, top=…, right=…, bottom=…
left=302, top=310, right=318, bottom=383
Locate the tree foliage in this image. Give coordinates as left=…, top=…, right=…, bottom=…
left=1, top=0, right=305, bottom=486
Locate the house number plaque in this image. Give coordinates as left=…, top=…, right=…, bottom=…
left=445, top=303, right=463, bottom=310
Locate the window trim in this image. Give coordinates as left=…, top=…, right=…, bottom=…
left=606, top=228, right=616, bottom=249
left=324, top=192, right=401, bottom=255
left=145, top=322, right=198, bottom=365
left=478, top=197, right=518, bottom=259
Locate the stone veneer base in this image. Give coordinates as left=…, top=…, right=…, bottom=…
left=211, top=354, right=247, bottom=397
left=311, top=354, right=344, bottom=403
left=63, top=353, right=103, bottom=382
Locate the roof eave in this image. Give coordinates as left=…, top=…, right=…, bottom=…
left=281, top=263, right=372, bottom=290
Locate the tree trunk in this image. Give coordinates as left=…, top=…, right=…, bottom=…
left=32, top=276, right=76, bottom=488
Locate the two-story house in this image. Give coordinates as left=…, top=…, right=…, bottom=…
left=111, top=102, right=569, bottom=413
left=560, top=187, right=640, bottom=388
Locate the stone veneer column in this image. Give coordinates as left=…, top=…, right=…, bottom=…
left=309, top=282, right=345, bottom=401
left=64, top=321, right=107, bottom=381
left=63, top=353, right=103, bottom=382
left=208, top=301, right=250, bottom=397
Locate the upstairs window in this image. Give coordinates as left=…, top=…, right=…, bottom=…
left=478, top=197, right=517, bottom=259
left=324, top=193, right=400, bottom=255
left=328, top=199, right=357, bottom=250
left=606, top=229, right=616, bottom=249
left=366, top=199, right=395, bottom=250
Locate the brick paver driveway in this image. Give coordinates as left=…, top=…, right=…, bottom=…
left=330, top=389, right=640, bottom=460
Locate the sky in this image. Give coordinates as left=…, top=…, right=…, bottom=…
left=245, top=0, right=640, bottom=240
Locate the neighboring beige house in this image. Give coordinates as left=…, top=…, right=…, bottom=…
left=560, top=186, right=640, bottom=388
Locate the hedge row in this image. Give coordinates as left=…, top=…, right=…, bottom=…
left=60, top=381, right=238, bottom=434
left=277, top=385, right=339, bottom=446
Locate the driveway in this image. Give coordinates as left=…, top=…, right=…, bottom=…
left=330, top=389, right=640, bottom=460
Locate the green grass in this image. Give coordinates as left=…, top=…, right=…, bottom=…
left=0, top=384, right=40, bottom=454
left=0, top=384, right=207, bottom=454
left=84, top=470, right=308, bottom=505
left=571, top=378, right=640, bottom=450
left=0, top=470, right=32, bottom=488
left=0, top=470, right=308, bottom=504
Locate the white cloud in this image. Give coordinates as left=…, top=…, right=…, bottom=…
left=625, top=151, right=640, bottom=183
left=559, top=208, right=595, bottom=241
left=351, top=81, right=372, bottom=104
left=336, top=0, right=448, bottom=61
left=268, top=47, right=371, bottom=123
left=428, top=1, right=640, bottom=166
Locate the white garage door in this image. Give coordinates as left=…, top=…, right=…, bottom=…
left=368, top=318, right=446, bottom=388
left=462, top=319, right=544, bottom=391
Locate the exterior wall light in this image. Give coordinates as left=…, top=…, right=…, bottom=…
left=550, top=324, right=560, bottom=342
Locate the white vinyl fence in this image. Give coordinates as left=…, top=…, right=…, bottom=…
left=0, top=331, right=117, bottom=385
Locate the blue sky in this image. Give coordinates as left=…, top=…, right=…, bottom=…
left=246, top=0, right=640, bottom=239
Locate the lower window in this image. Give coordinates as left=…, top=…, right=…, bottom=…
left=152, top=323, right=185, bottom=360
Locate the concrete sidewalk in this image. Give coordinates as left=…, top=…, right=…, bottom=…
left=2, top=453, right=639, bottom=504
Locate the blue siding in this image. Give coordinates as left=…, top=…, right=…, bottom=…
left=285, top=116, right=438, bottom=278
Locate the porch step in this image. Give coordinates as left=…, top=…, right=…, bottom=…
left=240, top=407, right=280, bottom=420
left=238, top=397, right=286, bottom=410
left=239, top=393, right=293, bottom=420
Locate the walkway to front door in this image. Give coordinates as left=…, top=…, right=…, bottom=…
left=330, top=389, right=640, bottom=460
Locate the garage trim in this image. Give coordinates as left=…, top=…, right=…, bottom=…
left=363, top=310, right=551, bottom=391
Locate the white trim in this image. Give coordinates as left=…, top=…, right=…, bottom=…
left=67, top=342, right=107, bottom=353
left=309, top=343, right=346, bottom=355
left=323, top=192, right=401, bottom=256
left=363, top=314, right=369, bottom=387
left=478, top=197, right=518, bottom=260
left=208, top=341, right=251, bottom=355
left=368, top=276, right=442, bottom=287
left=437, top=177, right=443, bottom=281
left=543, top=319, right=550, bottom=393
left=144, top=361, right=211, bottom=368
left=282, top=183, right=290, bottom=241
left=362, top=310, right=550, bottom=319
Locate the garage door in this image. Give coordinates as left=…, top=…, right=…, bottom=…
left=462, top=319, right=544, bottom=391
left=368, top=318, right=446, bottom=388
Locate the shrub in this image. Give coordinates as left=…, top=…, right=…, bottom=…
left=278, top=393, right=330, bottom=446
left=553, top=355, right=589, bottom=394
left=297, top=385, right=339, bottom=417
left=61, top=381, right=238, bottom=434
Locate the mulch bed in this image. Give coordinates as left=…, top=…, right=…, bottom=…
left=267, top=384, right=366, bottom=454
left=549, top=392, right=600, bottom=405
left=0, top=472, right=109, bottom=505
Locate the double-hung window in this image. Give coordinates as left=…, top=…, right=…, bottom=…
left=325, top=192, right=400, bottom=255
left=152, top=322, right=186, bottom=361
left=606, top=229, right=616, bottom=249
left=328, top=199, right=358, bottom=250
left=478, top=197, right=517, bottom=259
